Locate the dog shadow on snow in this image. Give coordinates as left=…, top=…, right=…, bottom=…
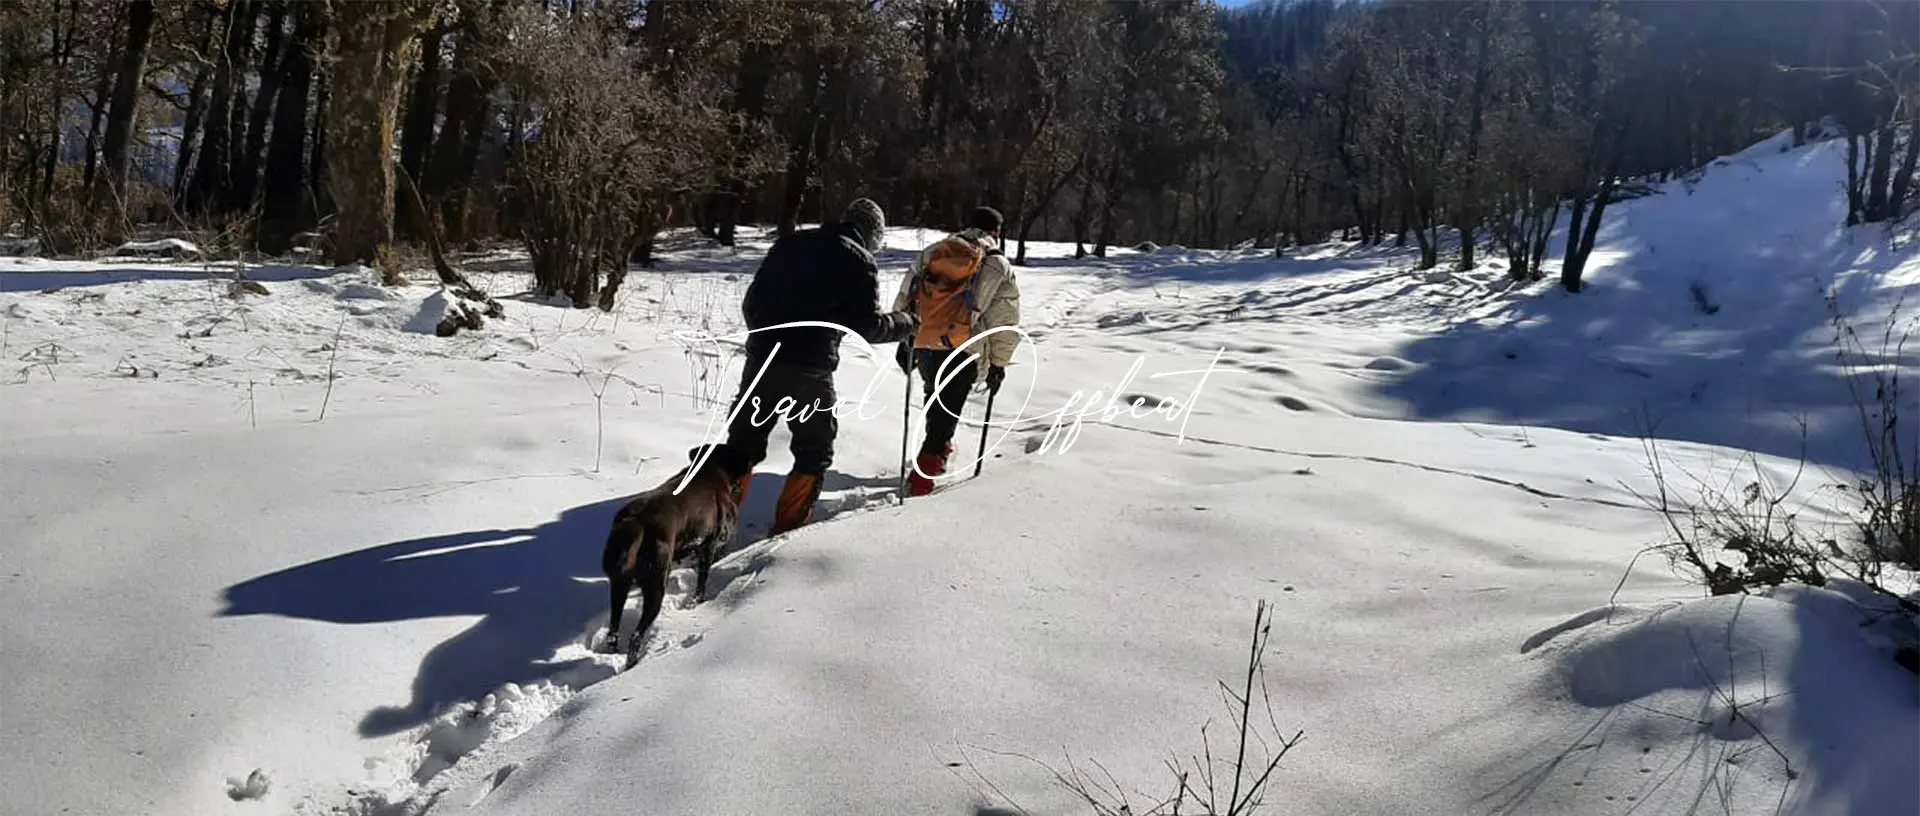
left=217, top=469, right=894, bottom=739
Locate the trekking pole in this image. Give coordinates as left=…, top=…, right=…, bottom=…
left=898, top=365, right=913, bottom=503
left=973, top=384, right=998, bottom=478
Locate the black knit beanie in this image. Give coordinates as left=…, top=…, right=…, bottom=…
left=843, top=198, right=886, bottom=253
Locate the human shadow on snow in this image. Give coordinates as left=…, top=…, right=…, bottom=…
left=217, top=468, right=893, bottom=738
left=218, top=496, right=628, bottom=738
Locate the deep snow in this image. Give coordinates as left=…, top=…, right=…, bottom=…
left=2, top=132, right=1917, bottom=816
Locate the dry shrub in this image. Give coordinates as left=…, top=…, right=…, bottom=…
left=496, top=7, right=730, bottom=309
left=120, top=178, right=172, bottom=227
left=1633, top=435, right=1837, bottom=597
left=31, top=167, right=108, bottom=255
left=10, top=166, right=172, bottom=256
left=1624, top=288, right=1920, bottom=679
left=1828, top=287, right=1920, bottom=571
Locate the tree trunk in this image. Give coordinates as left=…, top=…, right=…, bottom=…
left=1094, top=159, right=1122, bottom=258
left=777, top=64, right=826, bottom=237
left=1071, top=169, right=1095, bottom=258
left=1888, top=109, right=1920, bottom=222
left=256, top=1, right=320, bottom=255
left=1564, top=171, right=1620, bottom=293
left=234, top=2, right=288, bottom=210
left=395, top=25, right=444, bottom=239
left=1013, top=152, right=1085, bottom=266
left=309, top=68, right=331, bottom=218
left=716, top=44, right=775, bottom=247
left=1562, top=102, right=1631, bottom=293
left=218, top=0, right=259, bottom=212
left=93, top=0, right=156, bottom=238
left=448, top=91, right=495, bottom=247
left=39, top=0, right=75, bottom=203
left=1411, top=195, right=1437, bottom=268
left=1846, top=131, right=1867, bottom=225
left=428, top=6, right=498, bottom=248
left=325, top=2, right=433, bottom=267
left=170, top=11, right=217, bottom=206
left=1865, top=123, right=1899, bottom=222
left=81, top=46, right=114, bottom=191
left=186, top=1, right=246, bottom=215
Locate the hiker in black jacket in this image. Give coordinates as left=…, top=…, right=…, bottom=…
left=718, top=198, right=916, bottom=534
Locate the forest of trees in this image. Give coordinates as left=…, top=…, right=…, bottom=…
left=1, top=0, right=1916, bottom=306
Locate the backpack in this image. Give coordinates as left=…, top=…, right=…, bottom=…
left=908, top=234, right=991, bottom=350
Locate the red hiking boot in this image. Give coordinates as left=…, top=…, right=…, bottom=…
left=907, top=449, right=949, bottom=497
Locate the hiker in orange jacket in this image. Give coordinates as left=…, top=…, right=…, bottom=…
left=891, top=206, right=1023, bottom=496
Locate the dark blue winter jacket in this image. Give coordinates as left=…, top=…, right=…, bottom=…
left=741, top=222, right=913, bottom=373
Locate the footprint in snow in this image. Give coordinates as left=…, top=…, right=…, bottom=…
left=1122, top=393, right=1167, bottom=409
left=1362, top=356, right=1415, bottom=372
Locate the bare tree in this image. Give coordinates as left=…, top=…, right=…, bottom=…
left=497, top=5, right=730, bottom=307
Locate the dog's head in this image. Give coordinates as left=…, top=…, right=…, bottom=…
left=686, top=443, right=750, bottom=492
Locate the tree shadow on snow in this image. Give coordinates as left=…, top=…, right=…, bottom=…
left=0, top=263, right=338, bottom=292
left=1482, top=592, right=1919, bottom=814
left=1370, top=224, right=1917, bottom=472
left=217, top=466, right=896, bottom=739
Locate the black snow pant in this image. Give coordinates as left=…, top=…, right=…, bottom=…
left=722, top=355, right=838, bottom=476
left=914, top=347, right=979, bottom=458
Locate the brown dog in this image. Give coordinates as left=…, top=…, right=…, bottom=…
left=600, top=443, right=748, bottom=668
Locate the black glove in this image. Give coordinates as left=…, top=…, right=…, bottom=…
left=985, top=364, right=1006, bottom=394
left=895, top=343, right=914, bottom=375
left=870, top=310, right=917, bottom=344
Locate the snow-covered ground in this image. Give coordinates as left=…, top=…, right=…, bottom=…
left=2, top=132, right=1916, bottom=816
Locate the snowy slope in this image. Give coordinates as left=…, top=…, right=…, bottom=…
left=1374, top=131, right=1920, bottom=471
left=2, top=132, right=1917, bottom=816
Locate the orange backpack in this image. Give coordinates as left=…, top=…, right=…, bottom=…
left=909, top=235, right=988, bottom=350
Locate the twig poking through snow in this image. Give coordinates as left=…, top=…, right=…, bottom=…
left=965, top=600, right=1304, bottom=815
left=317, top=315, right=345, bottom=422
left=594, top=370, right=612, bottom=473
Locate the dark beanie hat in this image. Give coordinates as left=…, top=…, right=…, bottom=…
left=967, top=206, right=1004, bottom=233
left=843, top=198, right=886, bottom=252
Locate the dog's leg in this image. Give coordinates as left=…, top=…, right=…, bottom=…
left=683, top=535, right=716, bottom=610
left=600, top=516, right=644, bottom=655
left=601, top=573, right=631, bottom=654
left=624, top=532, right=673, bottom=670
left=688, top=514, right=732, bottom=609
